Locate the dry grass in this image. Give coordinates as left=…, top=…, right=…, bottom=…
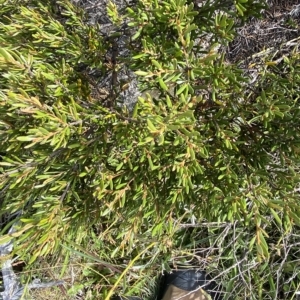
left=29, top=287, right=73, bottom=300
left=16, top=257, right=87, bottom=300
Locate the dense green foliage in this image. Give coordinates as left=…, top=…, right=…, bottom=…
left=1, top=0, right=300, bottom=298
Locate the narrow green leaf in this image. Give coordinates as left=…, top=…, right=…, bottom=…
left=0, top=234, right=14, bottom=244
left=0, top=48, right=15, bottom=62
left=16, top=136, right=34, bottom=141
left=166, top=95, right=173, bottom=108
left=132, top=28, right=142, bottom=40
left=147, top=119, right=157, bottom=132
left=270, top=208, right=282, bottom=226
left=152, top=59, right=162, bottom=69
left=158, top=78, right=168, bottom=91
left=176, top=83, right=188, bottom=96
left=135, top=70, right=149, bottom=76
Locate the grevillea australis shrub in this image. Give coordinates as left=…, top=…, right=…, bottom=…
left=1, top=0, right=300, bottom=298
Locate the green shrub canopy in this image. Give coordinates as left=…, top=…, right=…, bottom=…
left=1, top=0, right=300, bottom=298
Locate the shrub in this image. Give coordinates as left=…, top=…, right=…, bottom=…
left=1, top=0, right=300, bottom=298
